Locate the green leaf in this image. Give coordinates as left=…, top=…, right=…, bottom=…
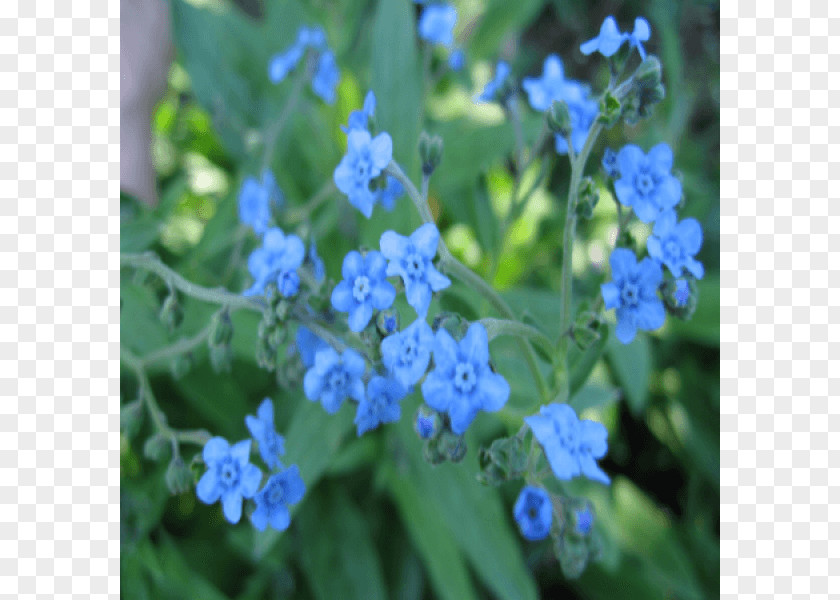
left=568, top=321, right=610, bottom=396
left=605, top=334, right=652, bottom=416
left=469, top=0, right=545, bottom=58
left=570, top=384, right=620, bottom=414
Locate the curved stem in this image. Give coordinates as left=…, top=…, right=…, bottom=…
left=478, top=318, right=555, bottom=359
left=139, top=323, right=214, bottom=369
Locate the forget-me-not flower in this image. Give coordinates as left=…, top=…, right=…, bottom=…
left=646, top=211, right=704, bottom=279
left=343, top=90, right=376, bottom=133
left=476, top=61, right=511, bottom=103
left=421, top=322, right=509, bottom=434
left=418, top=3, right=457, bottom=47
left=295, top=326, right=329, bottom=369
left=355, top=376, right=408, bottom=436
left=524, top=403, right=610, bottom=484
left=378, top=176, right=404, bottom=211
left=381, top=317, right=435, bottom=387
left=244, top=228, right=305, bottom=297
left=238, top=169, right=282, bottom=235
left=269, top=44, right=305, bottom=84
left=303, top=347, right=366, bottom=414
left=196, top=437, right=262, bottom=524
left=311, top=50, right=340, bottom=104
left=250, top=465, right=305, bottom=532
left=613, top=142, right=682, bottom=223
left=553, top=82, right=598, bottom=155
left=522, top=54, right=571, bottom=112
left=600, top=248, right=665, bottom=344
left=331, top=250, right=397, bottom=333
left=626, top=18, right=651, bottom=59
left=245, top=398, right=285, bottom=470
left=334, top=129, right=393, bottom=218
left=513, top=486, right=553, bottom=541
left=380, top=223, right=451, bottom=317
left=580, top=16, right=625, bottom=57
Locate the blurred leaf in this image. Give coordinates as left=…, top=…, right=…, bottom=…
left=668, top=274, right=720, bottom=346
left=469, top=0, right=545, bottom=58
left=569, top=321, right=610, bottom=396
left=605, top=334, right=652, bottom=416
left=570, top=383, right=619, bottom=414
left=120, top=281, right=171, bottom=356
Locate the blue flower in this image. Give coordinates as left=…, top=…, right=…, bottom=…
left=476, top=61, right=511, bottom=103
left=381, top=317, right=435, bottom=387
left=574, top=506, right=593, bottom=535
left=296, top=25, right=327, bottom=50
left=613, top=143, right=682, bottom=223
left=334, top=129, right=393, bottom=218
left=245, top=228, right=305, bottom=297
left=553, top=82, right=598, bottom=155
left=303, top=347, right=366, bottom=414
left=380, top=223, right=451, bottom=317
left=418, top=3, right=457, bottom=47
left=238, top=169, right=282, bottom=235
left=331, top=250, right=397, bottom=333
left=355, top=376, right=408, bottom=436
left=601, top=248, right=665, bottom=344
left=295, top=326, right=329, bottom=369
left=250, top=465, right=305, bottom=532
left=421, top=322, right=509, bottom=434
left=343, top=90, right=376, bottom=133
left=196, top=437, right=262, bottom=524
left=245, top=398, right=285, bottom=470
left=277, top=270, right=300, bottom=297
left=269, top=44, right=305, bottom=84
left=627, top=18, right=651, bottom=59
left=513, top=486, right=553, bottom=541
left=602, top=148, right=620, bottom=178
left=524, top=403, right=610, bottom=484
left=646, top=211, right=704, bottom=279
left=580, top=16, right=625, bottom=57
left=522, top=54, right=571, bottom=112
left=377, top=176, right=403, bottom=211
left=673, top=278, right=690, bottom=307
left=311, top=50, right=339, bottom=104
left=448, top=48, right=465, bottom=71
left=308, top=238, right=325, bottom=282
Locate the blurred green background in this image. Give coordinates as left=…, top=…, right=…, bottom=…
left=121, top=0, right=720, bottom=598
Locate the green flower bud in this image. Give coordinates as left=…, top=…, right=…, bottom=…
left=418, top=131, right=444, bottom=175
left=209, top=309, right=233, bottom=346
left=170, top=352, right=192, bottom=379
left=209, top=343, right=232, bottom=373
left=477, top=435, right=527, bottom=485
left=546, top=100, right=572, bottom=137
left=596, top=91, right=622, bottom=127
left=143, top=433, right=171, bottom=462
left=422, top=438, right=447, bottom=465
left=120, top=398, right=144, bottom=439
left=438, top=429, right=467, bottom=463
left=165, top=457, right=194, bottom=495
left=159, top=293, right=183, bottom=332
left=575, top=176, right=599, bottom=219
left=634, top=55, right=662, bottom=88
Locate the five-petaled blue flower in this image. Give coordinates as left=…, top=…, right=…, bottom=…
left=295, top=326, right=329, bottom=369
left=553, top=82, right=598, bottom=155
left=196, top=437, right=262, bottom=524
left=476, top=61, right=511, bottom=103
left=244, top=228, right=305, bottom=297
left=238, top=169, right=282, bottom=235
left=331, top=250, right=397, bottom=333
left=380, top=223, right=451, bottom=317
left=626, top=18, right=651, bottom=59
left=311, top=50, right=340, bottom=104
left=250, top=465, right=305, bottom=532
left=613, top=142, right=682, bottom=223
left=601, top=248, right=665, bottom=344
left=355, top=376, right=408, bottom=436
left=421, top=322, right=509, bottom=434
left=381, top=317, right=435, bottom=387
left=418, top=3, right=457, bottom=47
left=522, top=54, right=571, bottom=112
left=245, top=398, right=285, bottom=470
left=580, top=16, right=625, bottom=57
left=646, top=211, right=704, bottom=279
left=524, top=403, right=610, bottom=484
left=513, top=486, right=553, bottom=541
left=334, top=129, right=393, bottom=218
left=303, top=347, right=366, bottom=414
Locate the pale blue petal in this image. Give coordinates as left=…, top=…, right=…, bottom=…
left=409, top=223, right=440, bottom=259
left=303, top=368, right=323, bottom=401
left=342, top=251, right=365, bottom=281
left=348, top=302, right=373, bottom=332
left=609, top=248, right=637, bottom=280
left=647, top=142, right=673, bottom=171
left=685, top=257, right=705, bottom=279
left=460, top=322, right=488, bottom=366
left=314, top=347, right=339, bottom=374
left=433, top=328, right=459, bottom=370
left=579, top=454, right=611, bottom=484
left=646, top=236, right=663, bottom=262
left=633, top=17, right=651, bottom=41
left=406, top=281, right=432, bottom=316
left=370, top=281, right=396, bottom=310
left=284, top=466, right=305, bottom=504
left=342, top=349, right=367, bottom=377
left=257, top=398, right=274, bottom=424
left=222, top=491, right=243, bottom=523
left=245, top=415, right=262, bottom=441
left=579, top=420, right=608, bottom=457
left=365, top=251, right=388, bottom=280
left=601, top=282, right=621, bottom=310
left=269, top=506, right=291, bottom=531
left=331, top=280, right=356, bottom=313
left=635, top=299, right=665, bottom=331
left=230, top=439, right=252, bottom=466
left=617, top=144, right=645, bottom=178
left=633, top=196, right=661, bottom=223
left=240, top=464, right=263, bottom=498
left=613, top=178, right=636, bottom=207
left=380, top=230, right=410, bottom=260
left=545, top=444, right=580, bottom=480
left=614, top=310, right=637, bottom=344
left=448, top=398, right=479, bottom=435
left=579, top=38, right=600, bottom=56
left=676, top=218, right=703, bottom=255
left=425, top=265, right=451, bottom=292
left=196, top=470, right=220, bottom=504
left=279, top=235, right=306, bottom=271
left=421, top=374, right=454, bottom=412
left=369, top=133, right=393, bottom=172
left=653, top=210, right=677, bottom=237
left=348, top=377, right=366, bottom=403
left=203, top=437, right=230, bottom=465
left=477, top=371, right=509, bottom=412
left=251, top=504, right=269, bottom=531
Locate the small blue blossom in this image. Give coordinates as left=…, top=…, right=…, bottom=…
left=553, top=82, right=598, bottom=155
left=613, top=142, right=682, bottom=223
left=355, top=376, right=408, bottom=436
left=277, top=270, right=300, bottom=297
left=295, top=326, right=329, bottom=369
left=377, top=176, right=404, bottom=211
left=602, top=148, right=620, bottom=178
left=245, top=398, right=285, bottom=470
left=513, top=486, right=553, bottom=541
left=196, top=437, right=262, bottom=524
left=334, top=129, right=393, bottom=218
left=331, top=250, right=397, bottom=333
left=522, top=54, right=570, bottom=112
left=646, top=211, right=704, bottom=279
left=448, top=48, right=465, bottom=71
left=421, top=322, right=509, bottom=434
left=381, top=317, right=435, bottom=388
left=308, top=238, right=325, bottom=282
left=574, top=506, right=594, bottom=535
left=627, top=18, right=651, bottom=59
left=673, top=278, right=690, bottom=307
left=601, top=248, right=665, bottom=344
left=238, top=169, right=282, bottom=235
left=418, top=3, right=457, bottom=47
left=303, top=347, right=366, bottom=414
left=414, top=409, right=439, bottom=439
left=245, top=228, right=305, bottom=297
left=296, top=25, right=327, bottom=50
left=250, top=465, right=305, bottom=532
left=476, top=61, right=511, bottom=103
left=524, top=403, right=610, bottom=484
left=311, top=50, right=340, bottom=104
left=343, top=90, right=376, bottom=133
left=269, top=44, right=305, bottom=84
left=580, top=16, right=625, bottom=57
left=380, top=223, right=451, bottom=317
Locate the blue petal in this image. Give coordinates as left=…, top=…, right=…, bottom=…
left=251, top=504, right=269, bottom=531
left=257, top=398, right=274, bottom=424
left=609, top=248, right=637, bottom=280
left=269, top=506, right=291, bottom=531
left=342, top=349, right=367, bottom=378
left=633, top=17, right=651, bottom=41
left=245, top=414, right=262, bottom=441
left=676, top=218, right=703, bottom=255
left=421, top=373, right=454, bottom=412
left=279, top=235, right=305, bottom=271
left=196, top=470, right=220, bottom=504
left=425, top=265, right=451, bottom=292
left=579, top=37, right=601, bottom=56
left=314, top=347, right=339, bottom=374
left=203, top=437, right=230, bottom=465
left=579, top=420, right=608, bottom=457
left=222, top=491, right=243, bottom=524
left=370, top=281, right=396, bottom=310
left=647, top=142, right=673, bottom=171
left=614, top=310, right=637, bottom=344
left=283, top=465, right=306, bottom=504
left=460, top=322, right=488, bottom=366
left=379, top=230, right=409, bottom=260
left=348, top=377, right=366, bottom=403
left=613, top=178, right=636, bottom=207
left=331, top=280, right=356, bottom=313
left=365, top=251, right=388, bottom=280
left=579, top=454, right=611, bottom=484
left=409, top=223, right=440, bottom=259
left=342, top=250, right=365, bottom=281
left=303, top=368, right=324, bottom=401
left=653, top=210, right=677, bottom=237
left=348, top=302, right=373, bottom=332
left=545, top=444, right=580, bottom=480
left=432, top=328, right=459, bottom=370
left=476, top=370, right=509, bottom=412
left=685, top=257, right=705, bottom=279
left=406, top=281, right=432, bottom=316
left=369, top=133, right=393, bottom=172
left=240, top=463, right=263, bottom=498
left=654, top=176, right=682, bottom=212
left=617, top=144, right=644, bottom=179
left=230, top=439, right=252, bottom=466
left=320, top=389, right=343, bottom=414
left=646, top=236, right=663, bottom=262
left=635, top=298, right=665, bottom=331
left=633, top=195, right=661, bottom=223
left=524, top=413, right=556, bottom=447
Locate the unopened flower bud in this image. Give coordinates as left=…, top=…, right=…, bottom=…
left=143, top=433, right=171, bottom=462
left=165, top=457, right=194, bottom=495
left=418, top=131, right=444, bottom=175
left=159, top=293, right=183, bottom=332
left=546, top=100, right=572, bottom=137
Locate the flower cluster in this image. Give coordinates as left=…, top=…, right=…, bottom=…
left=269, top=25, right=339, bottom=104
left=244, top=228, right=305, bottom=298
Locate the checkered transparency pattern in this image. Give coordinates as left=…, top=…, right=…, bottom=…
left=720, top=2, right=839, bottom=599
left=0, top=1, right=119, bottom=599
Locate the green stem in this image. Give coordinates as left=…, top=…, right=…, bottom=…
left=385, top=161, right=434, bottom=224
left=139, top=323, right=214, bottom=369
left=478, top=318, right=554, bottom=359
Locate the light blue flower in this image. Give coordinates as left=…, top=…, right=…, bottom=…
left=418, top=3, right=457, bottom=47
left=250, top=465, right=305, bottom=532
left=380, top=223, right=451, bottom=317
left=269, top=44, right=305, bottom=84
left=343, top=90, right=376, bottom=133
left=295, top=326, right=329, bottom=369
left=296, top=25, right=327, bottom=50
left=245, top=398, right=285, bottom=470
left=627, top=18, right=651, bottom=59
left=647, top=211, right=704, bottom=279
left=600, top=248, right=665, bottom=344
left=381, top=317, right=435, bottom=388
left=334, top=129, right=393, bottom=218
left=553, top=82, right=598, bottom=155
left=613, top=142, right=682, bottom=223
left=303, top=347, right=366, bottom=414
left=355, top=376, right=408, bottom=436
left=522, top=54, right=570, bottom=112
left=311, top=50, right=339, bottom=104
left=331, top=250, right=397, bottom=333
left=513, top=486, right=553, bottom=541
left=476, top=61, right=511, bottom=103
left=524, top=403, right=610, bottom=484
left=580, top=16, right=625, bottom=57
left=244, top=228, right=305, bottom=297
left=238, top=169, right=282, bottom=235
left=196, top=437, right=262, bottom=524
left=421, top=322, right=509, bottom=434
